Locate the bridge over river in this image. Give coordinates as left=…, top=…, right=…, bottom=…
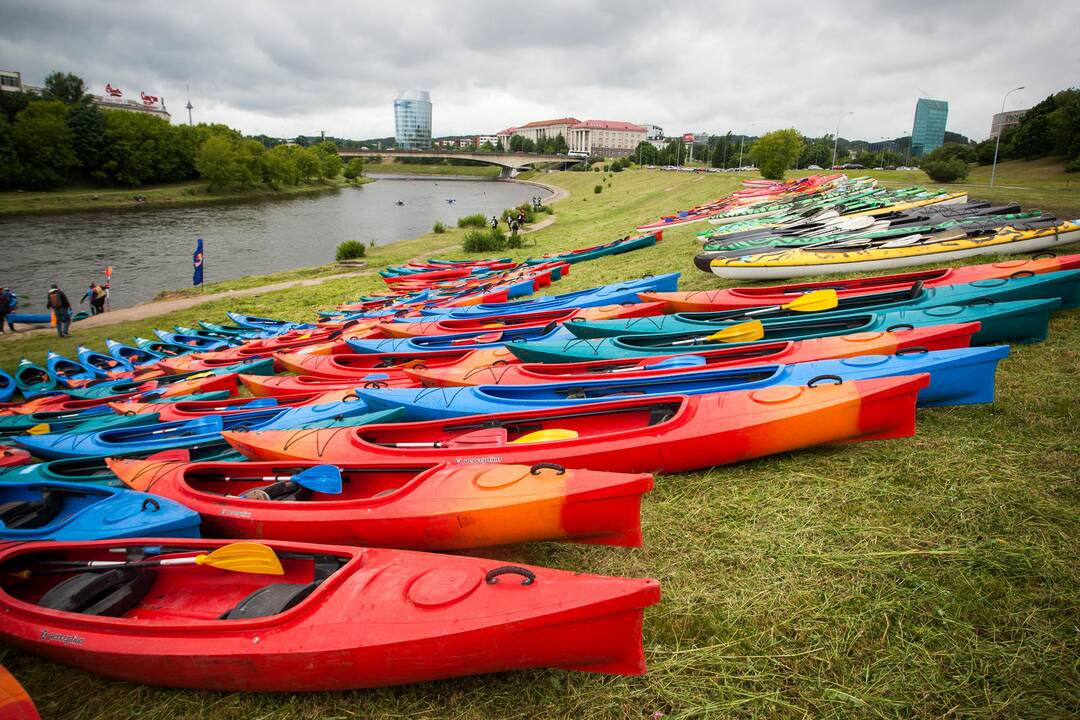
left=339, top=149, right=579, bottom=177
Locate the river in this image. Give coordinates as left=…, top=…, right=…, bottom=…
left=0, top=175, right=548, bottom=310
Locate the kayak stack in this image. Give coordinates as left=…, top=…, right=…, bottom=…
left=0, top=229, right=1077, bottom=694
left=671, top=175, right=1080, bottom=278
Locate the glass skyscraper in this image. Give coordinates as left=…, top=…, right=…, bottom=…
left=394, top=90, right=432, bottom=150
left=910, top=98, right=948, bottom=157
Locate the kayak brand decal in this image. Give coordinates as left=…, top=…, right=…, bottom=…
left=220, top=508, right=253, bottom=518
left=40, top=629, right=85, bottom=646
left=453, top=456, right=503, bottom=464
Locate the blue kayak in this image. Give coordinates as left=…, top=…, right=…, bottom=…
left=567, top=270, right=1080, bottom=339
left=6, top=310, right=91, bottom=328
left=226, top=311, right=314, bottom=333
left=106, top=339, right=164, bottom=367
left=46, top=351, right=104, bottom=387
left=153, top=329, right=232, bottom=351
left=0, top=370, right=15, bottom=403
left=0, top=481, right=199, bottom=541
left=78, top=345, right=134, bottom=375
left=135, top=336, right=200, bottom=357
left=508, top=299, right=1060, bottom=364
left=413, top=273, right=681, bottom=319
left=0, top=410, right=161, bottom=438
left=345, top=325, right=577, bottom=355
left=12, top=405, right=403, bottom=460
left=355, top=346, right=1010, bottom=420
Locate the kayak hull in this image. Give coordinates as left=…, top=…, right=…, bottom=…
left=0, top=539, right=660, bottom=691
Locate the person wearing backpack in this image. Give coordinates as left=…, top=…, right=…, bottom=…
left=0, top=288, right=12, bottom=335
left=46, top=284, right=72, bottom=338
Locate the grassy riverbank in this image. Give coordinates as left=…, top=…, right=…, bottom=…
left=2, top=163, right=1079, bottom=719
left=0, top=177, right=369, bottom=216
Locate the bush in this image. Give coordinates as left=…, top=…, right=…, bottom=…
left=594, top=184, right=602, bottom=194
left=602, top=164, right=610, bottom=172
left=502, top=204, right=536, bottom=224
left=505, top=231, right=524, bottom=249
left=343, top=157, right=364, bottom=180
left=1066, top=155, right=1080, bottom=173
left=457, top=213, right=487, bottom=228
left=336, top=240, right=366, bottom=261
left=462, top=228, right=507, bottom=253
left=432, top=221, right=446, bottom=233
left=922, top=158, right=970, bottom=183
left=593, top=166, right=600, bottom=172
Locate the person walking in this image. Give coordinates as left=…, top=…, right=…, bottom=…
left=3, top=288, right=17, bottom=331
left=490, top=215, right=498, bottom=232
left=80, top=284, right=99, bottom=315
left=46, top=283, right=72, bottom=338
left=0, top=287, right=11, bottom=335
left=517, top=209, right=526, bottom=227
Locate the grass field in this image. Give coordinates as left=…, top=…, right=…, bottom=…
left=1, top=163, right=1078, bottom=719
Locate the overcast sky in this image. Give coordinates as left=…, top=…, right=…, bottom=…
left=3, top=0, right=1076, bottom=142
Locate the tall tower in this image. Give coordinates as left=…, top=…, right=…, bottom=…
left=394, top=90, right=432, bottom=150
left=185, top=85, right=193, bottom=126
left=910, top=98, right=948, bottom=157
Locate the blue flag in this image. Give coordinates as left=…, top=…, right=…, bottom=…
left=192, top=238, right=204, bottom=286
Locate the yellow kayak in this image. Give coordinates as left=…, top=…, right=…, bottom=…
left=709, top=220, right=1080, bottom=280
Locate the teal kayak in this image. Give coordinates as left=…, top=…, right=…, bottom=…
left=0, top=411, right=161, bottom=438
left=566, top=270, right=1080, bottom=340
left=507, top=299, right=1060, bottom=363
left=0, top=445, right=246, bottom=487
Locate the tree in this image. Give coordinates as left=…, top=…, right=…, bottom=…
left=41, top=71, right=87, bottom=105
left=0, top=114, right=21, bottom=188
left=296, top=147, right=322, bottom=179
left=922, top=158, right=969, bottom=183
left=632, top=141, right=658, bottom=165
left=233, top=139, right=266, bottom=188
left=263, top=145, right=302, bottom=187
left=195, top=135, right=237, bottom=192
left=0, top=90, right=33, bottom=123
left=343, top=157, right=365, bottom=180
left=1010, top=113, right=1054, bottom=159
left=11, top=100, right=78, bottom=189
left=100, top=110, right=183, bottom=186
left=67, top=100, right=107, bottom=181
left=553, top=133, right=569, bottom=154
left=750, top=128, right=803, bottom=180
left=495, top=138, right=505, bottom=152
left=313, top=140, right=342, bottom=179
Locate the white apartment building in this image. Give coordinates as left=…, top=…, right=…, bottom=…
left=567, top=120, right=648, bottom=157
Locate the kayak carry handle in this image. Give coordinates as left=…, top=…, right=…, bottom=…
left=141, top=498, right=160, bottom=513
left=343, top=394, right=363, bottom=402
left=485, top=566, right=536, bottom=586
left=885, top=324, right=914, bottom=332
left=1009, top=270, right=1035, bottom=279
left=363, top=381, right=389, bottom=389
left=530, top=463, right=566, bottom=475
left=1031, top=251, right=1057, bottom=259
left=966, top=297, right=995, bottom=307
left=807, top=374, right=843, bottom=388
left=896, top=346, right=929, bottom=356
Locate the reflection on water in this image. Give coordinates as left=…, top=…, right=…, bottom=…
left=0, top=177, right=546, bottom=310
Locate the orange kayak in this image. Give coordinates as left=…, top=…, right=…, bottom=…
left=108, top=457, right=651, bottom=549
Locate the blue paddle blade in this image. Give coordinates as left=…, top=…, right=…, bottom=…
left=240, top=398, right=279, bottom=409
left=292, top=465, right=343, bottom=494
left=647, top=355, right=708, bottom=370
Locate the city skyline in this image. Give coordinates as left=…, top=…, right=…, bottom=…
left=3, top=0, right=1076, bottom=142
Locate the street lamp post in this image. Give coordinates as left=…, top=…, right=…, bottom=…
left=831, top=111, right=853, bottom=169
left=990, top=86, right=1024, bottom=188
left=737, top=123, right=756, bottom=169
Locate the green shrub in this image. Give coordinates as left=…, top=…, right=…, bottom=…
left=922, top=158, right=970, bottom=183
left=432, top=221, right=446, bottom=234
left=502, top=204, right=536, bottom=224
left=602, top=164, right=610, bottom=172
left=457, top=213, right=487, bottom=228
left=505, top=231, right=524, bottom=249
left=1065, top=155, right=1080, bottom=173
left=462, top=228, right=507, bottom=253
left=594, top=184, right=602, bottom=194
left=335, top=240, right=366, bottom=261
left=593, top=166, right=601, bottom=172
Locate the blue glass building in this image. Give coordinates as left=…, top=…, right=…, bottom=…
left=910, top=98, right=948, bottom=157
left=394, top=90, right=432, bottom=150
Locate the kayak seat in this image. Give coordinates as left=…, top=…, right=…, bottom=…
left=239, top=480, right=304, bottom=502
left=0, top=492, right=64, bottom=530
left=39, top=568, right=156, bottom=617
left=219, top=581, right=320, bottom=620
left=647, top=405, right=678, bottom=426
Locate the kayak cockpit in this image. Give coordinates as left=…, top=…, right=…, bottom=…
left=1, top=543, right=354, bottom=622
left=182, top=465, right=433, bottom=502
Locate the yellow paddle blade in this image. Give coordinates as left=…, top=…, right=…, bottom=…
left=782, top=289, right=838, bottom=312
left=511, top=428, right=580, bottom=444
left=193, top=542, right=284, bottom=575
left=185, top=371, right=215, bottom=381
left=28, top=423, right=52, bottom=435
left=704, top=320, right=765, bottom=343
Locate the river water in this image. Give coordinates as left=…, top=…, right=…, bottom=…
left=0, top=175, right=547, bottom=310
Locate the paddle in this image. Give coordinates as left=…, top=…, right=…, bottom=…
left=670, top=320, right=765, bottom=346
left=738, top=289, right=838, bottom=317
left=287, top=465, right=342, bottom=494
left=511, top=428, right=579, bottom=443
left=15, top=542, right=284, bottom=578
left=386, top=427, right=509, bottom=448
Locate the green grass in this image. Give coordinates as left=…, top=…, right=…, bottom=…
left=0, top=178, right=359, bottom=216
left=368, top=163, right=502, bottom=178
left=2, top=164, right=1079, bottom=719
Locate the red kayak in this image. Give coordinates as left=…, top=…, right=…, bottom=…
left=240, top=372, right=421, bottom=397
left=640, top=253, right=1080, bottom=312
left=0, top=446, right=31, bottom=468
left=0, top=664, right=39, bottom=720
left=107, top=457, right=651, bottom=549
left=0, top=539, right=660, bottom=691
left=159, top=328, right=344, bottom=371
left=110, top=390, right=355, bottom=421
left=223, top=375, right=929, bottom=473
left=273, top=348, right=495, bottom=380
left=407, top=323, right=979, bottom=387
left=377, top=302, right=666, bottom=338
